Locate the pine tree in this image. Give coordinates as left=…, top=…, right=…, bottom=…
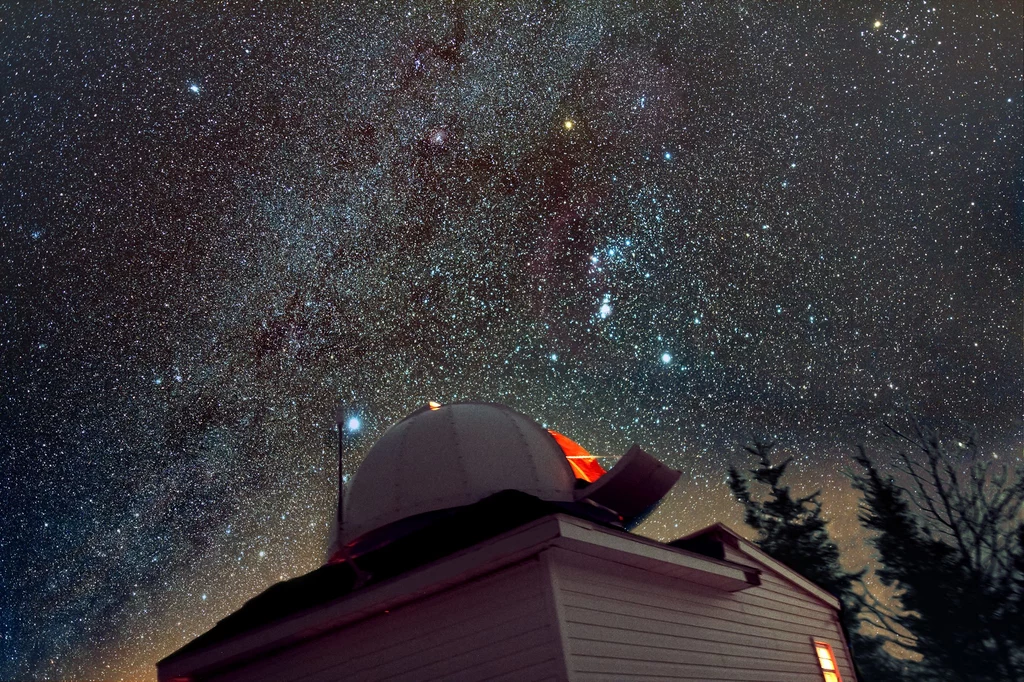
left=851, top=424, right=1024, bottom=682
left=728, top=441, right=904, bottom=681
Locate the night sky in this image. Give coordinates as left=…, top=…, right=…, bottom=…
left=1, top=1, right=1021, bottom=679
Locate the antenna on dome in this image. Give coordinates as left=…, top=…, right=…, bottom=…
left=335, top=405, right=346, bottom=535
left=335, top=406, right=361, bottom=537
left=330, top=405, right=372, bottom=586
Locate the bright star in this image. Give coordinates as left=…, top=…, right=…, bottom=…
left=873, top=19, right=882, bottom=29
left=346, top=417, right=361, bottom=432
left=661, top=353, right=672, bottom=364
left=189, top=83, right=200, bottom=94
left=563, top=119, right=574, bottom=131
left=599, top=303, right=612, bottom=318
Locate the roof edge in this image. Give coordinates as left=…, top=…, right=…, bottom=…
left=675, top=522, right=841, bottom=610
left=158, top=513, right=565, bottom=680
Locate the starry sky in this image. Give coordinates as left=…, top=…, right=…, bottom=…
left=1, top=1, right=1021, bottom=680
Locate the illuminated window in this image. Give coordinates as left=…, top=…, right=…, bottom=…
left=813, top=640, right=842, bottom=682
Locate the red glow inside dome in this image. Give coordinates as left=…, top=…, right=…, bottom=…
left=548, top=430, right=606, bottom=483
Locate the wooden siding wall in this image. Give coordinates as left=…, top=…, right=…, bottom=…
left=551, top=548, right=857, bottom=682
left=207, top=558, right=563, bottom=682
left=717, top=543, right=857, bottom=681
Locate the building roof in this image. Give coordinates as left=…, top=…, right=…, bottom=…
left=158, top=504, right=761, bottom=682
left=169, top=491, right=613, bottom=662
left=673, top=521, right=842, bottom=609
left=156, top=401, right=854, bottom=682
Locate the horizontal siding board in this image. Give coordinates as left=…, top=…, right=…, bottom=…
left=575, top=672, right=822, bottom=682
left=572, top=655, right=824, bottom=681
left=565, top=561, right=827, bottom=618
left=753, top=587, right=833, bottom=615
left=230, top=579, right=544, bottom=682
left=557, top=573, right=836, bottom=633
left=329, top=590, right=546, bottom=676
left=486, top=666, right=561, bottom=682
left=756, top=572, right=834, bottom=602
left=582, top=568, right=830, bottom=618
left=755, top=580, right=836, bottom=609
left=553, top=548, right=856, bottom=682
left=560, top=585, right=835, bottom=633
left=561, top=556, right=796, bottom=604
left=566, top=623, right=823, bottom=661
left=336, top=581, right=544, bottom=660
left=342, top=600, right=549, bottom=679
left=558, top=560, right=834, bottom=627
left=720, top=546, right=838, bottom=609
left=393, top=625, right=552, bottom=681
left=564, top=604, right=822, bottom=648
left=730, top=587, right=839, bottom=620
left=209, top=559, right=557, bottom=682
left=568, top=639, right=819, bottom=672
left=418, top=640, right=556, bottom=682
left=350, top=632, right=553, bottom=682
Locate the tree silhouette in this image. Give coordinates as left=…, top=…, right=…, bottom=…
left=729, top=441, right=904, bottom=681
left=851, top=422, right=1024, bottom=682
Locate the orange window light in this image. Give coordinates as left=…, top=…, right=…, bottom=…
left=813, top=641, right=842, bottom=682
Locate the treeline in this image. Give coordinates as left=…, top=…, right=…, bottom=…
left=727, top=421, right=1023, bottom=682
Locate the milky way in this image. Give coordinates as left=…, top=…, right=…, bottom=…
left=1, top=2, right=1020, bottom=679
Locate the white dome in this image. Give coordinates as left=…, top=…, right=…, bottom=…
left=338, top=403, right=577, bottom=545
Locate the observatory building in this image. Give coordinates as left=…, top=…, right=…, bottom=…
left=158, top=402, right=856, bottom=682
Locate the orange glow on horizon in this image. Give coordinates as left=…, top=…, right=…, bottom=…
left=548, top=430, right=606, bottom=483
left=428, top=401, right=441, bottom=410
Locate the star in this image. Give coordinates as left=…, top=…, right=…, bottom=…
left=4, top=3, right=1019, bottom=678
left=426, top=128, right=448, bottom=147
